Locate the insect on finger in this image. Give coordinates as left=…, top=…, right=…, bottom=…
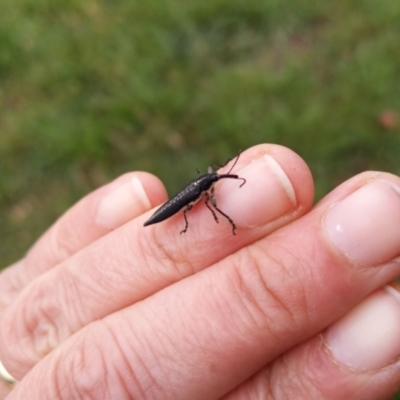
left=144, top=152, right=246, bottom=234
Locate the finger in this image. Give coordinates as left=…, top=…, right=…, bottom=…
left=28, top=171, right=167, bottom=271
left=0, top=172, right=167, bottom=308
left=222, top=285, right=400, bottom=400
left=0, top=171, right=166, bottom=396
left=4, top=173, right=400, bottom=399
left=0, top=144, right=314, bottom=377
left=7, top=175, right=400, bottom=400
left=9, top=174, right=400, bottom=399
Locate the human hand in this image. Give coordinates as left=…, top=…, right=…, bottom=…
left=1, top=144, right=400, bottom=399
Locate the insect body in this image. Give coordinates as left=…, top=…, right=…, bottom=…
left=143, top=153, right=246, bottom=235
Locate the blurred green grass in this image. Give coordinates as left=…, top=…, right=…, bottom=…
left=2, top=0, right=400, bottom=266
left=1, top=0, right=400, bottom=396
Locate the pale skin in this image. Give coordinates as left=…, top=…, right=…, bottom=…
left=1, top=144, right=400, bottom=399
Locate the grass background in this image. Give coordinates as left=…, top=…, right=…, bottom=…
left=1, top=0, right=400, bottom=395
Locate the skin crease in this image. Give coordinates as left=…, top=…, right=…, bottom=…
left=1, top=144, right=400, bottom=399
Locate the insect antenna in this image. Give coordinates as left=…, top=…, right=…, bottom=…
left=226, top=150, right=242, bottom=174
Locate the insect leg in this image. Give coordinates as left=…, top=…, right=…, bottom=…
left=204, top=192, right=219, bottom=224
left=210, top=187, right=237, bottom=235
left=180, top=204, right=192, bottom=234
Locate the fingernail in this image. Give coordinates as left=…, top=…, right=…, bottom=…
left=97, top=177, right=151, bottom=229
left=325, top=286, right=400, bottom=370
left=324, top=180, right=400, bottom=266
left=216, top=155, right=297, bottom=227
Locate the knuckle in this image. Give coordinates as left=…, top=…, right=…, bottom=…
left=47, top=219, right=79, bottom=262
left=25, top=224, right=75, bottom=272
left=0, top=281, right=66, bottom=371
left=57, top=333, right=109, bottom=399
left=141, top=230, right=197, bottom=281
left=59, top=321, right=154, bottom=399
left=228, top=243, right=311, bottom=339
